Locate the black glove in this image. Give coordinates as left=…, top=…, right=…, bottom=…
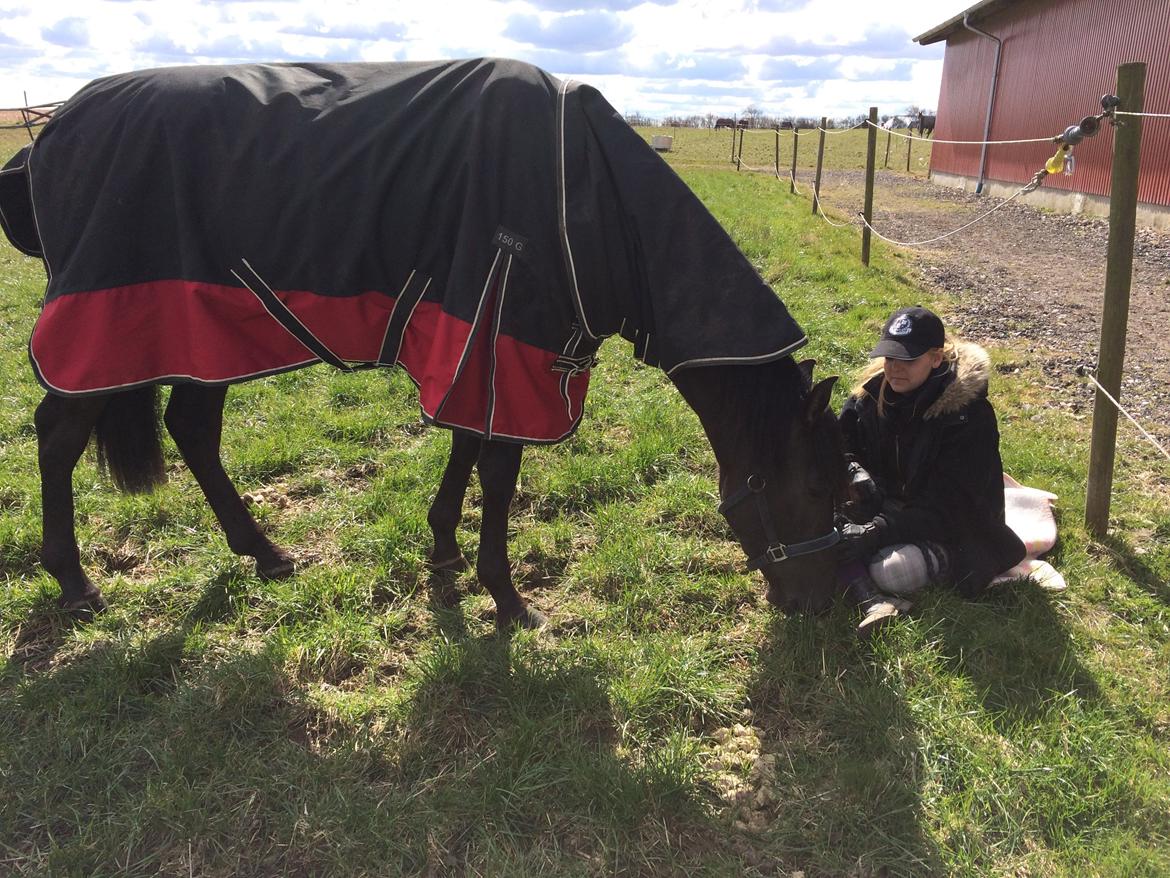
left=836, top=516, right=888, bottom=563
left=844, top=460, right=883, bottom=519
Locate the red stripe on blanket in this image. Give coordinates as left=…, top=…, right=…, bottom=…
left=29, top=280, right=587, bottom=441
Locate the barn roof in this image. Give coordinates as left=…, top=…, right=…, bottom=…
left=913, top=0, right=1020, bottom=45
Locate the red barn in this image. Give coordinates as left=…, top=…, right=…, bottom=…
left=915, top=0, right=1170, bottom=228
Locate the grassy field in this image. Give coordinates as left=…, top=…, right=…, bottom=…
left=636, top=125, right=935, bottom=178
left=1, top=126, right=1168, bottom=877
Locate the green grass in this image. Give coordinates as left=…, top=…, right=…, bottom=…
left=1, top=127, right=1168, bottom=877
left=636, top=125, right=935, bottom=178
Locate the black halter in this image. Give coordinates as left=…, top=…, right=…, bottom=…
left=717, top=473, right=841, bottom=570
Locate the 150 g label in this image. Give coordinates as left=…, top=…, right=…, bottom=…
left=492, top=226, right=529, bottom=257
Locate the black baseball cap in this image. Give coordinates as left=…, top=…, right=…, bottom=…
left=868, top=306, right=945, bottom=360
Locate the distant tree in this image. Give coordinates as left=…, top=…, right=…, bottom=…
left=795, top=116, right=819, bottom=129
left=741, top=105, right=764, bottom=128
left=703, top=113, right=717, bottom=129
left=624, top=111, right=656, bottom=127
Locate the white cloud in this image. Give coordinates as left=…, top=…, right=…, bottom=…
left=505, top=10, right=633, bottom=53
left=0, top=0, right=967, bottom=117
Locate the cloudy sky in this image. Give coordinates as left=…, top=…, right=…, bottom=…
left=0, top=0, right=971, bottom=120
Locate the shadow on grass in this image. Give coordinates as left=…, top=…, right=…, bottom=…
left=3, top=603, right=85, bottom=675
left=185, top=569, right=253, bottom=625
left=1096, top=532, right=1170, bottom=606
left=0, top=590, right=718, bottom=875
left=745, top=610, right=946, bottom=878
left=424, top=564, right=471, bottom=639
left=928, top=581, right=1102, bottom=727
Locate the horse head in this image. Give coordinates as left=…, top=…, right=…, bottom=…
left=674, top=358, right=847, bottom=614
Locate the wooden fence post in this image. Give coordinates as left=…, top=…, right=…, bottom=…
left=730, top=119, right=737, bottom=163
left=906, top=128, right=913, bottom=172
left=884, top=129, right=891, bottom=168
left=774, top=127, right=780, bottom=178
left=790, top=127, right=799, bottom=193
left=736, top=126, right=744, bottom=171
left=1085, top=62, right=1146, bottom=536
left=813, top=117, right=826, bottom=215
left=862, top=107, right=877, bottom=266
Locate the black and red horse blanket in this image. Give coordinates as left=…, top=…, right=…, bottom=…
left=0, top=58, right=806, bottom=442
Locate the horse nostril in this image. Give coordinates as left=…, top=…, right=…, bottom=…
left=767, top=583, right=832, bottom=615
left=765, top=584, right=799, bottom=614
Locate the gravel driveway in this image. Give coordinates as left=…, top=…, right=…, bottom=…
left=810, top=169, right=1170, bottom=444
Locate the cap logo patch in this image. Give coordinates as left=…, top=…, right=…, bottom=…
left=889, top=315, right=913, bottom=336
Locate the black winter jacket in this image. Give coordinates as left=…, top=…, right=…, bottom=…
left=839, top=341, right=1026, bottom=596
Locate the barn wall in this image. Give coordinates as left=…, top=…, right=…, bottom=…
left=931, top=0, right=1170, bottom=207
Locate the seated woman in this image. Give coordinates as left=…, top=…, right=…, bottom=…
left=836, top=306, right=1026, bottom=637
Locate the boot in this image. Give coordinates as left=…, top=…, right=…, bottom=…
left=843, top=572, right=911, bottom=640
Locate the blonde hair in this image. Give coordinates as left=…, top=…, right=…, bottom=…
left=850, top=337, right=958, bottom=415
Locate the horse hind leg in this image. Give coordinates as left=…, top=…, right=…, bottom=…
left=35, top=393, right=110, bottom=616
left=163, top=384, right=294, bottom=579
left=475, top=439, right=546, bottom=632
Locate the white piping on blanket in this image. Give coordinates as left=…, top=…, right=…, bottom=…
left=556, top=78, right=596, bottom=342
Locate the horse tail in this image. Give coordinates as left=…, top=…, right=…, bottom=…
left=94, top=386, right=167, bottom=494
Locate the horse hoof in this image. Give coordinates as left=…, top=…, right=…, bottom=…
left=57, top=588, right=107, bottom=622
left=496, top=605, right=549, bottom=634
left=256, top=553, right=296, bottom=580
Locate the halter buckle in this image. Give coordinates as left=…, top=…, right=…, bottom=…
left=764, top=544, right=788, bottom=563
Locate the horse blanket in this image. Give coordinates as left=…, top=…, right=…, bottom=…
left=0, top=58, right=807, bottom=442
left=990, top=474, right=1066, bottom=592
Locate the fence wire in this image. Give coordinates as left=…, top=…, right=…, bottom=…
left=854, top=170, right=1047, bottom=246
left=1083, top=372, right=1170, bottom=464
left=868, top=120, right=1055, bottom=145
left=816, top=122, right=868, bottom=136
left=812, top=193, right=853, bottom=228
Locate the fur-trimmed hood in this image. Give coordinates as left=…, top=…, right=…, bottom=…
left=923, top=341, right=990, bottom=420
left=851, top=339, right=992, bottom=421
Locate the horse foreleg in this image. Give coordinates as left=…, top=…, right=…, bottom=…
left=427, top=431, right=481, bottom=571
left=475, top=440, right=546, bottom=631
left=163, top=385, right=294, bottom=579
left=35, top=393, right=109, bottom=615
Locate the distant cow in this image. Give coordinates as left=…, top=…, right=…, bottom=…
left=714, top=117, right=735, bottom=129
left=915, top=113, right=936, bottom=137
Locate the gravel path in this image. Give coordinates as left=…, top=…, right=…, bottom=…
left=810, top=169, right=1170, bottom=444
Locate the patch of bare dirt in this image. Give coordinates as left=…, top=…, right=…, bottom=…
left=812, top=169, right=1170, bottom=443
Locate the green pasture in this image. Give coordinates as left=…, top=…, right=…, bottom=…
left=636, top=124, right=935, bottom=178
left=0, top=126, right=1167, bottom=876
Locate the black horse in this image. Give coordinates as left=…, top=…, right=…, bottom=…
left=3, top=59, right=847, bottom=629
left=915, top=113, right=937, bottom=138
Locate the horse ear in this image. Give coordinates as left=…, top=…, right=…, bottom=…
left=796, top=358, right=816, bottom=387
left=802, top=375, right=838, bottom=427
